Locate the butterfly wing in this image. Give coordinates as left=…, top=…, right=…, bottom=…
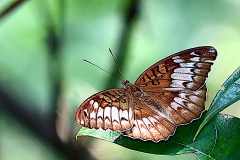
left=123, top=99, right=176, bottom=142
left=122, top=88, right=207, bottom=142
left=75, top=89, right=134, bottom=131
left=134, top=46, right=217, bottom=125
left=76, top=46, right=217, bottom=142
left=121, top=46, right=217, bottom=142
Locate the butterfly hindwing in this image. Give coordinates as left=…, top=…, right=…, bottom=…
left=75, top=89, right=134, bottom=131
left=123, top=99, right=176, bottom=142
left=143, top=86, right=207, bottom=125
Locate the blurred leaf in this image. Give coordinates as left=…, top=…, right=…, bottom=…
left=77, top=113, right=240, bottom=159
left=194, top=67, right=240, bottom=140
left=0, top=0, right=27, bottom=20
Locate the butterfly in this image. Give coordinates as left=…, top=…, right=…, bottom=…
left=75, top=46, right=217, bottom=142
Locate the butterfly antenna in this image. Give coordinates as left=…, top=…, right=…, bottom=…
left=82, top=59, right=111, bottom=75
left=108, top=48, right=125, bottom=81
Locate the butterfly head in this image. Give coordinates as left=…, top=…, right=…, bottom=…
left=121, top=80, right=130, bottom=87
left=122, top=80, right=143, bottom=97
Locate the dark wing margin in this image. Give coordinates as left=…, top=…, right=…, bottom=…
left=75, top=89, right=134, bottom=132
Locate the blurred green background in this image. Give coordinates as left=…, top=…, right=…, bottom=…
left=0, top=0, right=240, bottom=160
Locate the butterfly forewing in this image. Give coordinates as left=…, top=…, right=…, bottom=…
left=135, top=46, right=217, bottom=90
left=75, top=89, right=134, bottom=131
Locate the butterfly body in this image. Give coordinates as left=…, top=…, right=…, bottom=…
left=76, top=46, right=217, bottom=142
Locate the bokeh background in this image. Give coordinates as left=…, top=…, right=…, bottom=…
left=1, top=0, right=240, bottom=160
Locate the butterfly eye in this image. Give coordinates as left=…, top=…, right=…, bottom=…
left=122, top=80, right=130, bottom=86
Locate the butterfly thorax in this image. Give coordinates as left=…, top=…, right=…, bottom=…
left=122, top=80, right=159, bottom=104
left=122, top=80, right=143, bottom=98
left=122, top=79, right=168, bottom=120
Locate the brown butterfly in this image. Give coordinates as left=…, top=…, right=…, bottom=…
left=75, top=46, right=217, bottom=142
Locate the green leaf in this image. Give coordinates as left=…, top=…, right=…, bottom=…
left=77, top=127, right=121, bottom=142
left=77, top=113, right=240, bottom=159
left=194, top=67, right=240, bottom=140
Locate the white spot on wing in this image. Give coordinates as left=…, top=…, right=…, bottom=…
left=163, top=88, right=184, bottom=92
left=129, top=107, right=133, bottom=121
left=137, top=120, right=151, bottom=139
left=80, top=111, right=84, bottom=125
left=93, top=102, right=98, bottom=109
left=190, top=57, right=201, bottom=62
left=104, top=107, right=111, bottom=119
left=111, top=107, right=119, bottom=122
left=172, top=56, right=181, bottom=59
left=170, top=80, right=186, bottom=88
left=174, top=97, right=184, bottom=104
left=171, top=73, right=193, bottom=81
left=132, top=124, right=141, bottom=138
left=174, top=68, right=192, bottom=74
left=148, top=117, right=157, bottom=123
left=173, top=59, right=184, bottom=63
left=180, top=62, right=195, bottom=67
left=89, top=100, right=94, bottom=105
left=90, top=111, right=95, bottom=119
left=120, top=109, right=128, bottom=120
left=171, top=102, right=181, bottom=110
left=142, top=117, right=151, bottom=127
left=155, top=111, right=173, bottom=123
left=190, top=52, right=199, bottom=56
left=97, top=107, right=103, bottom=118
left=80, top=120, right=84, bottom=125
